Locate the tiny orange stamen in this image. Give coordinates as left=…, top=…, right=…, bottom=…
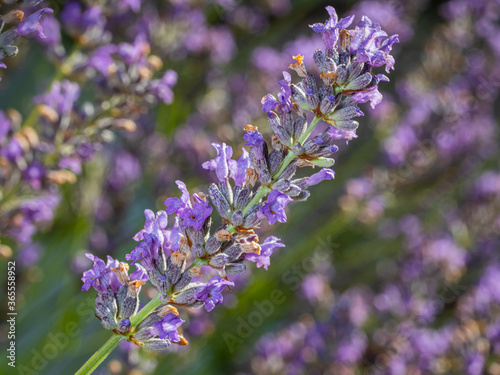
left=292, top=54, right=304, bottom=65
left=245, top=124, right=257, bottom=132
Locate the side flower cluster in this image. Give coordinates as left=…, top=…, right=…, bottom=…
left=81, top=6, right=397, bottom=350
left=0, top=2, right=178, bottom=255
left=0, top=2, right=53, bottom=78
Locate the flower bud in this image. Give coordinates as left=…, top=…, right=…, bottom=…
left=268, top=150, right=285, bottom=175
left=208, top=183, right=232, bottom=220
left=225, top=263, right=246, bottom=275
left=234, top=187, right=251, bottom=210
left=116, top=284, right=139, bottom=320
left=95, top=292, right=117, bottom=330
left=173, top=272, right=192, bottom=293
left=231, top=210, right=244, bottom=227
left=210, top=253, right=229, bottom=268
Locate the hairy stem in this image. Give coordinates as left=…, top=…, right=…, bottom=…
left=272, top=115, right=321, bottom=179
left=74, top=334, right=123, bottom=375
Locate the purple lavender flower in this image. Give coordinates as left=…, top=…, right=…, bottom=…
left=202, top=143, right=233, bottom=182
left=1, top=138, right=23, bottom=162
left=23, top=161, right=46, bottom=190
left=152, top=313, right=185, bottom=343
left=245, top=236, right=285, bottom=270
left=350, top=16, right=399, bottom=73
left=195, top=276, right=234, bottom=312
left=130, top=264, right=149, bottom=285
left=18, top=243, right=42, bottom=268
left=87, top=45, right=117, bottom=76
left=164, top=181, right=213, bottom=230
left=309, top=6, right=355, bottom=49
left=328, top=127, right=358, bottom=143
left=107, top=151, right=141, bottom=190
left=35, top=14, right=62, bottom=48
left=58, top=156, right=82, bottom=174
left=259, top=190, right=292, bottom=225
left=165, top=181, right=191, bottom=214
left=126, top=233, right=161, bottom=271
left=122, top=0, right=141, bottom=12
left=149, top=70, right=178, bottom=104
left=105, top=256, right=122, bottom=294
left=133, top=209, right=168, bottom=244
left=305, top=169, right=335, bottom=187
left=229, top=148, right=251, bottom=186
left=261, top=71, right=293, bottom=114
left=35, top=80, right=80, bottom=117
left=465, top=352, right=485, bottom=375
left=81, top=254, right=109, bottom=294
left=17, top=8, right=54, bottom=39
left=243, top=128, right=265, bottom=147
left=61, top=3, right=105, bottom=40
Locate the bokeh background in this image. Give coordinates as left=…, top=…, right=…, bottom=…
left=1, top=0, right=499, bottom=374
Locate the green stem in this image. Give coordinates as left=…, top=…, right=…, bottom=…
left=74, top=334, right=123, bottom=375
left=242, top=185, right=271, bottom=216
left=272, top=116, right=321, bottom=179
left=74, top=295, right=162, bottom=375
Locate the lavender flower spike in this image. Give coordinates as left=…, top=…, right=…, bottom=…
left=77, top=6, right=398, bottom=366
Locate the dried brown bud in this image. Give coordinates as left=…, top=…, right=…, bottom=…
left=241, top=241, right=261, bottom=255
left=37, top=104, right=59, bottom=123
left=288, top=54, right=307, bottom=77
left=13, top=133, right=30, bottom=151
left=111, top=262, right=129, bottom=284
left=113, top=119, right=137, bottom=132
left=157, top=305, right=179, bottom=316
left=148, top=55, right=163, bottom=70
left=188, top=266, right=203, bottom=278
left=6, top=109, right=22, bottom=128
left=139, top=66, right=153, bottom=80
left=245, top=168, right=259, bottom=187
left=214, top=229, right=232, bottom=242
left=21, top=127, right=39, bottom=148
left=128, top=280, right=146, bottom=290
left=296, top=159, right=315, bottom=168
left=2, top=10, right=24, bottom=24
left=245, top=124, right=257, bottom=132
left=46, top=170, right=77, bottom=185
left=171, top=251, right=186, bottom=267
left=0, top=244, right=13, bottom=259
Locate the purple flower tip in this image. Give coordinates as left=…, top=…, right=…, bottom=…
left=152, top=313, right=185, bottom=342
left=259, top=190, right=292, bottom=225
left=245, top=236, right=285, bottom=270
left=306, top=169, right=335, bottom=187
left=244, top=129, right=265, bottom=147
left=195, top=276, right=234, bottom=312
left=18, top=8, right=54, bottom=39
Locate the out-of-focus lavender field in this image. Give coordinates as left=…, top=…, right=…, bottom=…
left=0, top=0, right=499, bottom=374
